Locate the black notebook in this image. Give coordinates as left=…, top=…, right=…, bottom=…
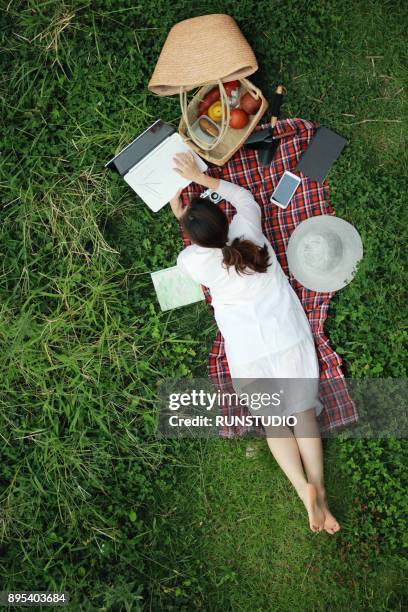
left=296, top=127, right=348, bottom=183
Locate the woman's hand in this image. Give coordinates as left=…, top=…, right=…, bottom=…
left=169, top=188, right=184, bottom=220
left=173, top=151, right=203, bottom=182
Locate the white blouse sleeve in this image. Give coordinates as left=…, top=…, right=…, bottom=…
left=177, top=247, right=196, bottom=281
left=216, top=179, right=262, bottom=229
left=176, top=250, right=189, bottom=275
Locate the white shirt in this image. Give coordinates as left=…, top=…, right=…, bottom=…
left=176, top=179, right=313, bottom=368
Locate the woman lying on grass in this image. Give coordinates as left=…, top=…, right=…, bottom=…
left=170, top=152, right=340, bottom=535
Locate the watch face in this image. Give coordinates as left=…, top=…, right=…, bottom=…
left=209, top=192, right=222, bottom=203
left=201, top=189, right=222, bottom=204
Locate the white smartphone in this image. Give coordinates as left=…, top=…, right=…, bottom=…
left=270, top=171, right=301, bottom=208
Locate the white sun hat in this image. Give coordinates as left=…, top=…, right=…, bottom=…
left=286, top=215, right=363, bottom=292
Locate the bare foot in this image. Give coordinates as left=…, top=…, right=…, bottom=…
left=323, top=509, right=341, bottom=534
left=317, top=490, right=341, bottom=534
left=303, top=483, right=325, bottom=533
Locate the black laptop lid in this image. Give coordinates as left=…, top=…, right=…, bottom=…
left=105, top=119, right=175, bottom=176
left=296, top=126, right=348, bottom=183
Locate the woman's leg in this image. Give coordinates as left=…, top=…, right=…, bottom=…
left=264, top=423, right=325, bottom=532
left=292, top=408, right=341, bottom=534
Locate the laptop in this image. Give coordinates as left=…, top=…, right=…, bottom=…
left=105, top=119, right=208, bottom=212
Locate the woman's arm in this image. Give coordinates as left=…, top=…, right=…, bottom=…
left=173, top=152, right=261, bottom=228
left=169, top=154, right=219, bottom=220
left=173, top=152, right=220, bottom=191
left=169, top=188, right=184, bottom=219
left=215, top=180, right=262, bottom=228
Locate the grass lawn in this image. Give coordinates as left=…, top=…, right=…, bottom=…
left=1, top=0, right=407, bottom=610
left=147, top=438, right=406, bottom=611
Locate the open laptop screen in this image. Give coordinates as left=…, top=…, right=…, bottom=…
left=105, top=119, right=175, bottom=176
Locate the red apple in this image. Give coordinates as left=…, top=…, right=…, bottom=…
left=239, top=92, right=262, bottom=115
left=229, top=109, right=249, bottom=129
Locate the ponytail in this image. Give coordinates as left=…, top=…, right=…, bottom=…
left=180, top=196, right=271, bottom=275
left=222, top=238, right=271, bottom=275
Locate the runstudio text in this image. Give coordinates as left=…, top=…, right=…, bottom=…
left=168, top=415, right=298, bottom=427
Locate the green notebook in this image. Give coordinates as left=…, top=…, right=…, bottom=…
left=151, top=266, right=205, bottom=311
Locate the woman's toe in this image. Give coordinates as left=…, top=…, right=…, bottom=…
left=324, top=519, right=341, bottom=534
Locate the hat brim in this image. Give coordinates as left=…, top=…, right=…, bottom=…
left=286, top=215, right=363, bottom=292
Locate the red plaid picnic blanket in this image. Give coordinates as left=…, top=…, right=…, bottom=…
left=179, top=118, right=358, bottom=437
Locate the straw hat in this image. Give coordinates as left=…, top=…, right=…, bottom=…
left=148, top=14, right=258, bottom=96
left=286, top=215, right=363, bottom=292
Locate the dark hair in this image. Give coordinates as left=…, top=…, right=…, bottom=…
left=180, top=196, right=271, bottom=275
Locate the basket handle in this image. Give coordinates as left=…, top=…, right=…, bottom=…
left=240, top=77, right=262, bottom=100
left=179, top=79, right=231, bottom=151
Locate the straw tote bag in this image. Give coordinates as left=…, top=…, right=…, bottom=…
left=148, top=14, right=268, bottom=166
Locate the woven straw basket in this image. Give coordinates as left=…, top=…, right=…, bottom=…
left=148, top=14, right=268, bottom=166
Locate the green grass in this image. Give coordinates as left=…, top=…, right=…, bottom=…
left=0, top=0, right=407, bottom=609
left=147, top=437, right=406, bottom=611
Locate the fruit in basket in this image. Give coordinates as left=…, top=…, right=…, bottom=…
left=223, top=80, right=241, bottom=108
left=199, top=117, right=220, bottom=137
left=229, top=108, right=249, bottom=129
left=198, top=86, right=220, bottom=116
left=223, top=80, right=240, bottom=96
left=239, top=91, right=262, bottom=115
left=208, top=101, right=223, bottom=122
left=198, top=101, right=208, bottom=116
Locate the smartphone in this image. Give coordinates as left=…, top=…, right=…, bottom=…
left=270, top=171, right=301, bottom=208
